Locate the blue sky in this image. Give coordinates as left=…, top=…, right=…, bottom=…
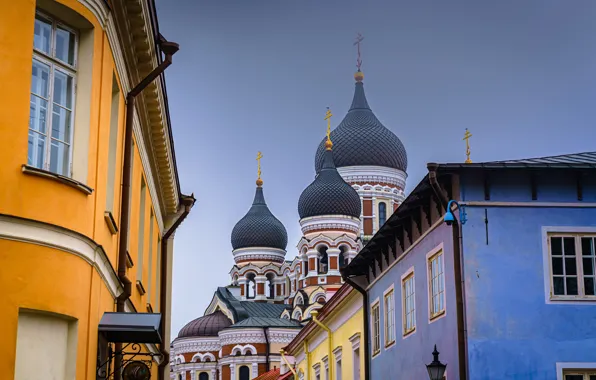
left=154, top=0, right=596, bottom=336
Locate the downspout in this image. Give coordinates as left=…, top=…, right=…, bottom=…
left=427, top=163, right=468, bottom=380
left=280, top=349, right=297, bottom=377
left=342, top=275, right=370, bottom=380
left=303, top=340, right=310, bottom=380
left=311, top=311, right=332, bottom=380
left=114, top=37, right=180, bottom=380
left=263, top=327, right=270, bottom=372
left=158, top=195, right=195, bottom=380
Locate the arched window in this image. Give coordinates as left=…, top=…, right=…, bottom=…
left=239, top=365, right=251, bottom=380
left=339, top=246, right=348, bottom=269
left=285, top=276, right=291, bottom=297
left=266, top=272, right=275, bottom=299
left=199, top=373, right=209, bottom=380
left=379, top=202, right=387, bottom=227
left=246, top=273, right=256, bottom=299
left=317, top=246, right=329, bottom=274
left=178, top=374, right=183, bottom=380
left=232, top=274, right=239, bottom=286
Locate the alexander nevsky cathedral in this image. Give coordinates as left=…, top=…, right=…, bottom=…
left=170, top=64, right=408, bottom=380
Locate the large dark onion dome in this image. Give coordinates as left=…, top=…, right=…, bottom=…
left=178, top=310, right=232, bottom=338
left=298, top=145, right=362, bottom=219
left=231, top=183, right=288, bottom=250
left=314, top=71, right=408, bottom=173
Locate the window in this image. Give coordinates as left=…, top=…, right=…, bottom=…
left=137, top=178, right=146, bottom=285
left=564, top=372, right=596, bottom=380
left=353, top=347, right=361, bottom=380
left=378, top=202, right=387, bottom=226
left=428, top=250, right=445, bottom=318
left=29, top=12, right=77, bottom=176
left=384, top=288, right=395, bottom=346
left=106, top=75, right=120, bottom=212
left=550, top=235, right=596, bottom=298
left=199, top=373, right=209, bottom=380
left=239, top=365, right=250, bottom=380
left=402, top=271, right=416, bottom=335
left=336, top=359, right=342, bottom=380
left=371, top=301, right=380, bottom=355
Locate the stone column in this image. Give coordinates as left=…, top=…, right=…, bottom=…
left=372, top=196, right=377, bottom=234
left=211, top=369, right=217, bottom=380
left=306, top=249, right=318, bottom=277
left=230, top=365, right=235, bottom=380
left=252, top=362, right=259, bottom=378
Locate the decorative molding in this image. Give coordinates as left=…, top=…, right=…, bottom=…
left=219, top=329, right=266, bottom=345
left=349, top=333, right=361, bottom=351
left=338, top=165, right=407, bottom=189
left=191, top=352, right=217, bottom=363
left=300, top=215, right=360, bottom=236
left=268, top=329, right=300, bottom=344
left=231, top=344, right=257, bottom=356
left=172, top=338, right=221, bottom=354
left=332, top=346, right=343, bottom=362
left=0, top=215, right=123, bottom=299
left=22, top=165, right=93, bottom=195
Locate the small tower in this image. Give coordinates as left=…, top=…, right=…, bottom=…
left=229, top=153, right=288, bottom=302
left=296, top=108, right=363, bottom=301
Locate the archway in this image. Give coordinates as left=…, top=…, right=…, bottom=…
left=317, top=245, right=329, bottom=274
left=246, top=272, right=256, bottom=299
left=339, top=245, right=348, bottom=268
left=266, top=272, right=275, bottom=299
left=239, top=365, right=251, bottom=380
left=199, top=373, right=209, bottom=380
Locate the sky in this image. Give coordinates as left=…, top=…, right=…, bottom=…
left=153, top=0, right=596, bottom=337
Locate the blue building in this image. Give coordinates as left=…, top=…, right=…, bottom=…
left=342, top=152, right=596, bottom=380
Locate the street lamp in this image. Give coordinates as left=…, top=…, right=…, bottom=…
left=426, top=345, right=447, bottom=380
left=443, top=200, right=467, bottom=226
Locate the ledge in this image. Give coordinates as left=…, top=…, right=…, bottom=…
left=22, top=165, right=93, bottom=195
left=146, top=303, right=153, bottom=313
left=136, top=280, right=146, bottom=295
left=104, top=211, right=118, bottom=235
left=126, top=251, right=134, bottom=268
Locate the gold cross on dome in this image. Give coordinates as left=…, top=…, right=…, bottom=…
left=256, top=151, right=263, bottom=179
left=463, top=129, right=472, bottom=163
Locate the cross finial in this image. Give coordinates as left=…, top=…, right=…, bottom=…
left=256, top=151, right=263, bottom=186
left=354, top=33, right=364, bottom=71
left=324, top=107, right=333, bottom=150
left=463, top=129, right=473, bottom=164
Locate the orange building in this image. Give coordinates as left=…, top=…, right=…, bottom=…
left=0, top=0, right=194, bottom=379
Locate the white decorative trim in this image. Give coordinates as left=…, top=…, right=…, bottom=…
left=426, top=243, right=447, bottom=323
left=233, top=247, right=287, bottom=263
left=321, top=355, right=329, bottom=370
left=172, top=338, right=221, bottom=354
left=218, top=356, right=268, bottom=365
left=542, top=226, right=596, bottom=305
left=338, top=166, right=407, bottom=189
left=332, top=346, right=343, bottom=362
left=191, top=352, right=217, bottom=363
left=219, top=329, right=266, bottom=345
left=349, top=333, right=361, bottom=351
left=0, top=215, right=123, bottom=299
left=556, top=362, right=596, bottom=380
left=300, top=215, right=360, bottom=235
left=231, top=344, right=257, bottom=356
left=268, top=329, right=300, bottom=344
left=313, top=362, right=321, bottom=376
left=252, top=362, right=259, bottom=378
left=174, top=354, right=185, bottom=364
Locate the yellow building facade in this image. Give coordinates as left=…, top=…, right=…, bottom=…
left=0, top=0, right=193, bottom=379
left=284, top=285, right=364, bottom=380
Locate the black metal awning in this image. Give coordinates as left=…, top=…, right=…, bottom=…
left=98, top=312, right=162, bottom=344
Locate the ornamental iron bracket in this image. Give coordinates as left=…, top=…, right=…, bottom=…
left=96, top=342, right=163, bottom=380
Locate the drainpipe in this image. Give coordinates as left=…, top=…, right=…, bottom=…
left=303, top=341, right=310, bottom=380
left=280, top=349, right=297, bottom=377
left=311, top=310, right=332, bottom=380
left=158, top=195, right=195, bottom=380
left=114, top=36, right=180, bottom=380
left=427, top=163, right=468, bottom=380
left=342, top=275, right=370, bottom=380
left=263, top=327, right=270, bottom=372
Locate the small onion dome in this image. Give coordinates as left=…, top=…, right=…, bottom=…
left=231, top=185, right=288, bottom=250
left=314, top=73, right=408, bottom=173
left=178, top=310, right=232, bottom=338
left=298, top=148, right=361, bottom=219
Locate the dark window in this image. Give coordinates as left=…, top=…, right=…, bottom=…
left=199, top=373, right=209, bottom=380
left=239, top=365, right=251, bottom=380
left=317, top=246, right=329, bottom=274
left=379, top=202, right=387, bottom=227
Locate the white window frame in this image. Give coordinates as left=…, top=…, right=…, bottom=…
left=401, top=267, right=416, bottom=337
left=556, top=362, right=596, bottom=380
left=30, top=10, right=78, bottom=176
left=542, top=227, right=596, bottom=304
left=426, top=244, right=446, bottom=322
left=370, top=298, right=381, bottom=357
left=383, top=284, right=395, bottom=348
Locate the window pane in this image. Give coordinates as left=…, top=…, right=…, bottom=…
left=565, top=258, right=577, bottom=275
left=29, top=95, right=48, bottom=134
left=564, top=237, right=576, bottom=256
left=552, top=257, right=563, bottom=275
left=566, top=277, right=578, bottom=295
left=55, top=27, right=76, bottom=65
left=585, top=277, right=595, bottom=296
left=52, top=104, right=72, bottom=142
left=53, top=71, right=73, bottom=109
left=27, top=131, right=45, bottom=169
left=565, top=376, right=583, bottom=380
left=551, top=237, right=562, bottom=255
left=582, top=237, right=594, bottom=256
left=553, top=277, right=564, bottom=295
left=31, top=60, right=50, bottom=98
left=583, top=258, right=594, bottom=276
left=33, top=15, right=52, bottom=54
left=49, top=139, right=69, bottom=176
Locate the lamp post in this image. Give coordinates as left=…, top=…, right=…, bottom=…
left=426, top=345, right=447, bottom=380
left=443, top=200, right=467, bottom=226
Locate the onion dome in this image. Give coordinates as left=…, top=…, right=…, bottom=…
left=178, top=310, right=232, bottom=338
left=231, top=183, right=288, bottom=250
left=314, top=71, right=408, bottom=173
left=298, top=147, right=362, bottom=219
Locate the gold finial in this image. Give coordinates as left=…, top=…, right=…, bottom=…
left=256, top=151, right=263, bottom=186
left=324, top=107, right=333, bottom=150
left=463, top=128, right=473, bottom=164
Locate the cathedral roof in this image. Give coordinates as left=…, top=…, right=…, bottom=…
left=228, top=317, right=301, bottom=329
left=314, top=73, right=407, bottom=173
left=231, top=185, right=288, bottom=250
left=177, top=310, right=232, bottom=338
left=298, top=148, right=362, bottom=219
